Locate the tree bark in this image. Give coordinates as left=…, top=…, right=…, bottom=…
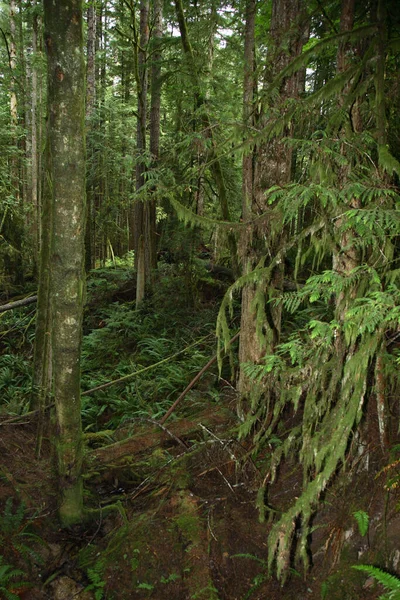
left=31, top=124, right=53, bottom=432
left=374, top=0, right=389, bottom=450
left=9, top=0, right=18, bottom=128
left=134, top=0, right=150, bottom=306
left=31, top=2, right=40, bottom=261
left=85, top=1, right=97, bottom=272
left=43, top=0, right=86, bottom=527
left=238, top=0, right=257, bottom=405
left=238, top=0, right=305, bottom=401
left=148, top=0, right=163, bottom=269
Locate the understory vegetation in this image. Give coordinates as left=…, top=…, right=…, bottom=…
left=1, top=259, right=400, bottom=599
left=0, top=0, right=400, bottom=597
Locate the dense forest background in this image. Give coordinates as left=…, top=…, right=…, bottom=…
left=0, top=0, right=400, bottom=598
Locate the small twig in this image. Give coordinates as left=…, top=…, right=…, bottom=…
left=130, top=480, right=153, bottom=502
left=198, top=423, right=237, bottom=462
left=198, top=460, right=235, bottom=477
left=215, top=467, right=235, bottom=494
left=207, top=509, right=218, bottom=541
left=85, top=507, right=103, bottom=547
left=0, top=403, right=54, bottom=425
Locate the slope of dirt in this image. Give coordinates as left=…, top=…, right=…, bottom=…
left=0, top=404, right=399, bottom=600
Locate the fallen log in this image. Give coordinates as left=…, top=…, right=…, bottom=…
left=0, top=295, right=37, bottom=313
left=89, top=408, right=231, bottom=466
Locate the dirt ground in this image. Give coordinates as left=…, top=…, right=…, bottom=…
left=0, top=406, right=399, bottom=600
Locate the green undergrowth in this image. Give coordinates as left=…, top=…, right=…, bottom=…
left=0, top=264, right=229, bottom=430
left=81, top=264, right=225, bottom=431
left=0, top=499, right=46, bottom=598
left=0, top=303, right=35, bottom=416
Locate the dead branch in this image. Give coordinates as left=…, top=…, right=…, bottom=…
left=159, top=331, right=240, bottom=424
left=89, top=409, right=229, bottom=466
left=0, top=295, right=37, bottom=313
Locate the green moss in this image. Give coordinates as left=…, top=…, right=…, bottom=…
left=173, top=492, right=203, bottom=545
left=58, top=481, right=83, bottom=527
left=175, top=513, right=202, bottom=545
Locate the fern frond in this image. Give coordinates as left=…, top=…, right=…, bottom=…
left=353, top=565, right=400, bottom=598
left=353, top=510, right=369, bottom=537
left=378, top=145, right=400, bottom=177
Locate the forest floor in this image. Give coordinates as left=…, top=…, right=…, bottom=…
left=0, top=404, right=398, bottom=600
left=0, top=265, right=399, bottom=599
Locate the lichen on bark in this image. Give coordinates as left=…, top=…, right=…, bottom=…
left=41, top=0, right=86, bottom=527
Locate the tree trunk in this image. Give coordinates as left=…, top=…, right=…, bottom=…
left=31, top=135, right=53, bottom=455
left=31, top=2, right=40, bottom=262
left=43, top=0, right=86, bottom=527
left=148, top=0, right=163, bottom=269
left=9, top=0, right=18, bottom=129
left=238, top=0, right=256, bottom=406
left=85, top=1, right=97, bottom=272
left=17, top=0, right=27, bottom=210
left=92, top=0, right=108, bottom=267
left=334, top=0, right=358, bottom=291
left=238, top=0, right=304, bottom=402
left=134, top=0, right=150, bottom=306
left=374, top=0, right=389, bottom=450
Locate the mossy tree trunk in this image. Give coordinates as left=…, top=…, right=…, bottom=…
left=237, top=0, right=258, bottom=411
left=30, top=1, right=40, bottom=265
left=373, top=0, right=390, bottom=450
left=85, top=0, right=97, bottom=272
left=238, top=0, right=305, bottom=405
left=134, top=0, right=150, bottom=306
left=43, top=0, right=86, bottom=527
left=31, top=135, right=53, bottom=454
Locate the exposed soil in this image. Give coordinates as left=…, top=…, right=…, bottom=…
left=0, top=402, right=399, bottom=600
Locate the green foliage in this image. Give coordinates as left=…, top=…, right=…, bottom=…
left=137, top=581, right=155, bottom=591
left=0, top=354, right=32, bottom=414
left=352, top=565, right=400, bottom=599
left=0, top=500, right=46, bottom=599
left=0, top=555, right=28, bottom=600
left=226, top=203, right=400, bottom=580
left=81, top=266, right=219, bottom=430
left=0, top=499, right=45, bottom=568
left=0, top=303, right=36, bottom=416
left=353, top=511, right=369, bottom=537
left=84, top=559, right=106, bottom=600
left=160, top=572, right=180, bottom=584
left=376, top=446, right=400, bottom=496
left=0, top=0, right=399, bottom=593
